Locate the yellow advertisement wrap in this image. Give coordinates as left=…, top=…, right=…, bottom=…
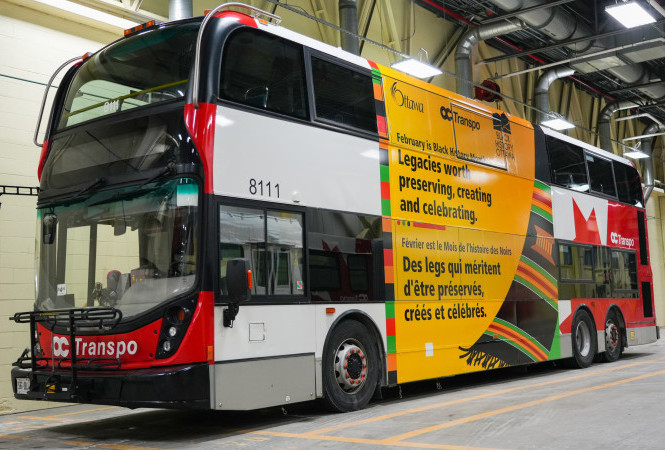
left=377, top=67, right=548, bottom=383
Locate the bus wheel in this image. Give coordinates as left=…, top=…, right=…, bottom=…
left=322, top=320, right=379, bottom=412
left=602, top=311, right=622, bottom=363
left=571, top=309, right=596, bottom=368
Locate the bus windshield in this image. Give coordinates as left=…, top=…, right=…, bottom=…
left=57, top=21, right=200, bottom=129
left=35, top=178, right=199, bottom=319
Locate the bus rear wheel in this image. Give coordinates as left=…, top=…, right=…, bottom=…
left=322, top=320, right=379, bottom=412
left=571, top=309, right=596, bottom=368
left=602, top=311, right=623, bottom=363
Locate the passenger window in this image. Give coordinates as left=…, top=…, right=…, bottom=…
left=614, top=162, right=644, bottom=207
left=558, top=243, right=594, bottom=300
left=219, top=205, right=304, bottom=298
left=546, top=137, right=588, bottom=192
left=308, top=209, right=382, bottom=302
left=311, top=56, right=377, bottom=134
left=220, top=29, right=308, bottom=119
left=611, top=250, right=638, bottom=296
left=586, top=153, right=616, bottom=197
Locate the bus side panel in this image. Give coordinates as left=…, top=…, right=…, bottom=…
left=211, top=303, right=387, bottom=410
left=212, top=304, right=316, bottom=410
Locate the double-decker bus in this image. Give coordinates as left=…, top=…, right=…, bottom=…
left=11, top=3, right=658, bottom=412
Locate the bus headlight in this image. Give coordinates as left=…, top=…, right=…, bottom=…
left=155, top=302, right=193, bottom=359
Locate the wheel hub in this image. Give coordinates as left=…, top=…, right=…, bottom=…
left=606, top=321, right=619, bottom=353
left=575, top=320, right=591, bottom=357
left=335, top=341, right=368, bottom=393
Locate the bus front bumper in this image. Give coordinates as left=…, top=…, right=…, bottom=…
left=11, top=363, right=210, bottom=410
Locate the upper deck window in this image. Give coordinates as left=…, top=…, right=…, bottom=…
left=586, top=153, right=616, bottom=197
left=546, top=137, right=588, bottom=192
left=220, top=29, right=308, bottom=120
left=614, top=162, right=644, bottom=207
left=311, top=56, right=377, bottom=134
left=58, top=22, right=199, bottom=129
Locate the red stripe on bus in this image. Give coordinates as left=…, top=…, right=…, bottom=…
left=381, top=181, right=391, bottom=199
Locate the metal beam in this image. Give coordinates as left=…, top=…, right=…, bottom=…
left=479, top=17, right=665, bottom=66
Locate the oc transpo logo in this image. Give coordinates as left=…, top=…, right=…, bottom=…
left=610, top=232, right=635, bottom=248
left=51, top=336, right=139, bottom=359
left=52, top=336, right=70, bottom=358
left=439, top=105, right=481, bottom=131
left=391, top=82, right=424, bottom=113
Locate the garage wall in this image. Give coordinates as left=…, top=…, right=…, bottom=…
left=0, top=2, right=116, bottom=414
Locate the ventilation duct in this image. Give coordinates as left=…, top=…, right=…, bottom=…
left=455, top=20, right=526, bottom=98
left=535, top=67, right=575, bottom=123
left=598, top=100, right=639, bottom=153
left=639, top=123, right=660, bottom=203
left=485, top=0, right=665, bottom=100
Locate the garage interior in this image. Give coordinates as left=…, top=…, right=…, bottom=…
left=1, top=0, right=664, bottom=416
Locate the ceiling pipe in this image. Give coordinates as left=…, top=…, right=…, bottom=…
left=640, top=123, right=661, bottom=203
left=339, top=0, right=360, bottom=55
left=485, top=0, right=665, bottom=100
left=598, top=100, right=639, bottom=153
left=169, top=0, right=192, bottom=20
left=535, top=67, right=575, bottom=123
left=455, top=20, right=526, bottom=98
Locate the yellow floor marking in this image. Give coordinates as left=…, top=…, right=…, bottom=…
left=20, top=405, right=120, bottom=422
left=55, top=406, right=120, bottom=417
left=383, top=367, right=665, bottom=443
left=18, top=415, right=70, bottom=422
left=247, top=430, right=505, bottom=450
left=65, top=441, right=159, bottom=450
left=0, top=433, right=26, bottom=440
left=306, top=355, right=665, bottom=436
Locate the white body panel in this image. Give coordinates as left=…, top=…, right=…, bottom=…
left=213, top=107, right=381, bottom=215
left=213, top=303, right=387, bottom=362
left=551, top=186, right=609, bottom=244
left=212, top=303, right=387, bottom=407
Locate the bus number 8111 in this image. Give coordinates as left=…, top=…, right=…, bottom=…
left=249, top=178, right=280, bottom=198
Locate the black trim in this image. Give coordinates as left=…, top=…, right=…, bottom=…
left=213, top=352, right=314, bottom=365
left=11, top=363, right=210, bottom=410
left=637, top=210, right=648, bottom=265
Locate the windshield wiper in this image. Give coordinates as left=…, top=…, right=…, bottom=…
left=88, top=163, right=175, bottom=207
left=75, top=177, right=106, bottom=197
left=40, top=177, right=106, bottom=208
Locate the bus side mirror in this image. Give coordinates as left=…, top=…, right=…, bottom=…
left=224, top=258, right=252, bottom=327
left=227, top=258, right=252, bottom=303
left=43, top=213, right=58, bottom=245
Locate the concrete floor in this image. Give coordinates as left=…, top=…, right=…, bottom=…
left=1, top=336, right=664, bottom=449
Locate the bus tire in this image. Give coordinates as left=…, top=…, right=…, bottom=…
left=322, top=319, right=379, bottom=412
left=571, top=309, right=596, bottom=369
left=602, top=311, right=623, bottom=363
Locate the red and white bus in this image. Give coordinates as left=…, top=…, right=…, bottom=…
left=11, top=4, right=657, bottom=412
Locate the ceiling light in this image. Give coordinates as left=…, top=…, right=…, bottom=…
left=391, top=48, right=442, bottom=79
left=541, top=114, right=575, bottom=131
left=623, top=149, right=650, bottom=159
left=606, top=1, right=656, bottom=28
left=32, top=0, right=140, bottom=29
left=392, top=59, right=442, bottom=78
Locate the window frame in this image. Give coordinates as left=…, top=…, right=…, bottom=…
left=584, top=151, right=617, bottom=199
left=217, top=27, right=310, bottom=122
left=216, top=198, right=307, bottom=305
left=304, top=48, right=379, bottom=137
